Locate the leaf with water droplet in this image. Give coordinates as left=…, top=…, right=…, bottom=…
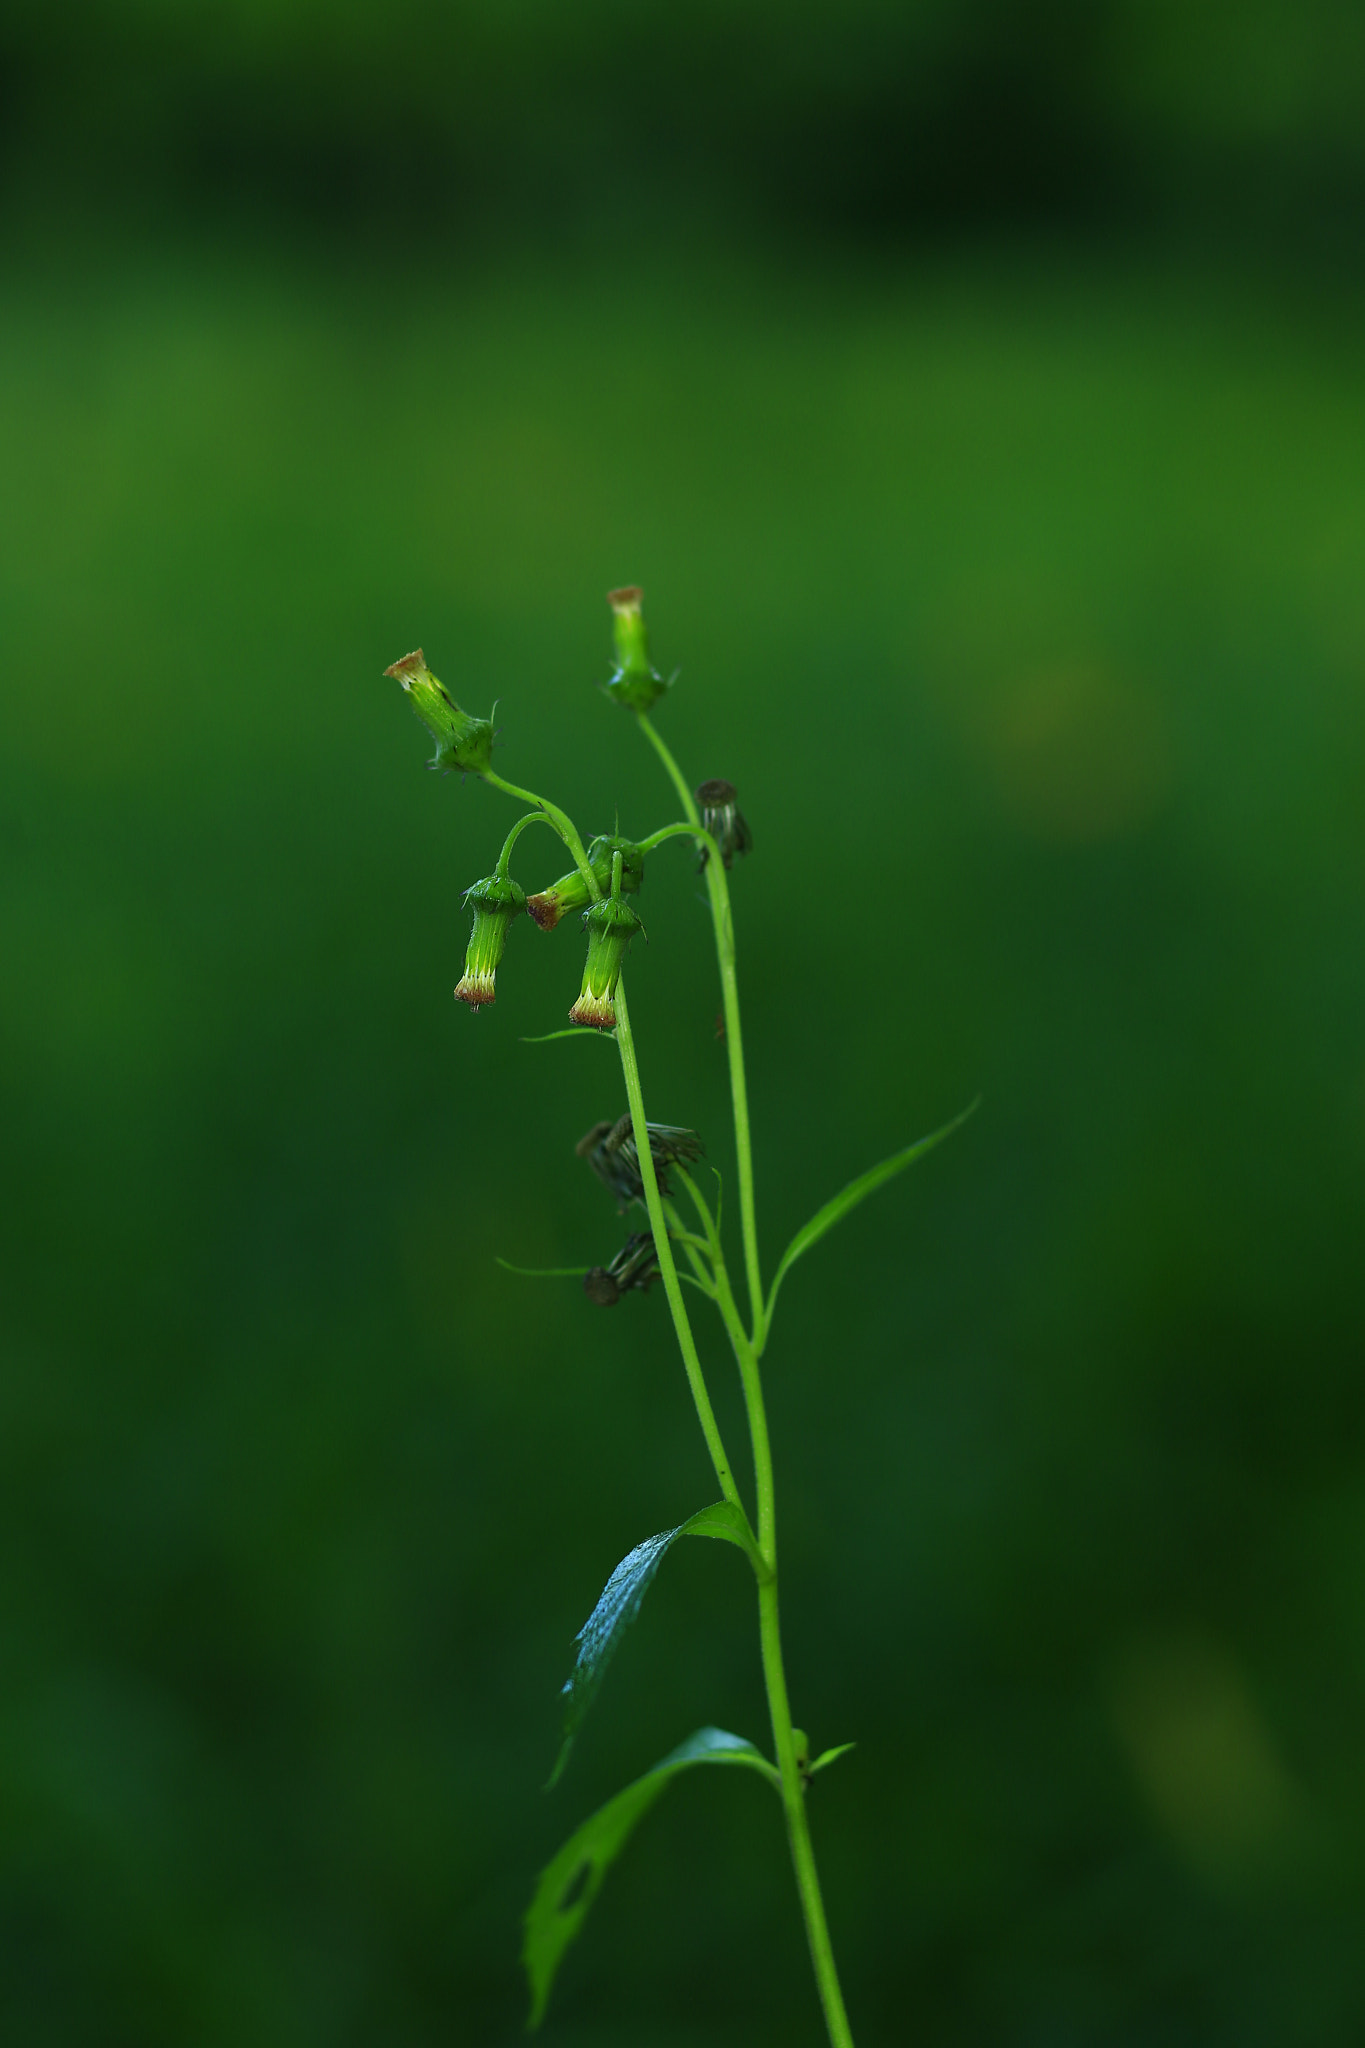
left=549, top=1501, right=762, bottom=1786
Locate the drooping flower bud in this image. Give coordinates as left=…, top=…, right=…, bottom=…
left=576, top=1115, right=704, bottom=1208
left=568, top=895, right=642, bottom=1030
left=526, top=836, right=644, bottom=932
left=695, top=778, right=753, bottom=870
left=385, top=649, right=495, bottom=776
left=454, top=874, right=525, bottom=1008
left=582, top=1230, right=662, bottom=1307
left=602, top=587, right=667, bottom=712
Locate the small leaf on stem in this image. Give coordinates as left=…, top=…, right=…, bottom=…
left=809, top=1742, right=857, bottom=1776
left=519, top=1027, right=616, bottom=1044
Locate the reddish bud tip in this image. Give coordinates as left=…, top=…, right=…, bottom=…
left=454, top=973, right=497, bottom=1008
left=568, top=993, right=617, bottom=1031
left=526, top=891, right=566, bottom=931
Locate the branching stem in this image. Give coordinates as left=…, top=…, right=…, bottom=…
left=493, top=807, right=559, bottom=877
left=637, top=724, right=855, bottom=2048
left=611, top=978, right=746, bottom=1521
left=482, top=769, right=601, bottom=898
left=481, top=709, right=854, bottom=2045
left=636, top=716, right=763, bottom=1341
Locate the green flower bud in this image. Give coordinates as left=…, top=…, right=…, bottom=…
left=526, top=869, right=591, bottom=932
left=568, top=895, right=643, bottom=1030
left=602, top=587, right=667, bottom=712
left=454, top=874, right=525, bottom=1008
left=526, top=836, right=644, bottom=931
left=385, top=648, right=495, bottom=776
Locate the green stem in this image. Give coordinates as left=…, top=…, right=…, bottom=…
left=493, top=807, right=558, bottom=877
left=636, top=715, right=764, bottom=1340
left=611, top=976, right=745, bottom=1517
left=711, top=1250, right=855, bottom=2045
left=759, top=1582, right=856, bottom=2048
left=677, top=1175, right=854, bottom=2046
left=717, top=1265, right=854, bottom=2045
left=638, top=820, right=720, bottom=858
left=482, top=769, right=601, bottom=899
left=662, top=1197, right=721, bottom=1299
left=627, top=714, right=854, bottom=2041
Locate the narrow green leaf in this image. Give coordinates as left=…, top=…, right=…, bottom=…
left=809, top=1741, right=857, bottom=1776
left=498, top=1255, right=712, bottom=1293
left=524, top=1727, right=778, bottom=2029
left=496, top=1258, right=590, bottom=1279
left=550, top=1503, right=759, bottom=1786
left=549, top=1525, right=685, bottom=1787
left=764, top=1097, right=980, bottom=1332
left=519, top=1027, right=615, bottom=1044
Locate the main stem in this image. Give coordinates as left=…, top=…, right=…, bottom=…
left=710, top=1258, right=855, bottom=2048
left=481, top=735, right=847, bottom=2031
left=611, top=978, right=744, bottom=1516
left=636, top=716, right=854, bottom=2048
left=635, top=715, right=763, bottom=1339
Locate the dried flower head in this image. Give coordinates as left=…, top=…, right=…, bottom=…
left=582, top=1231, right=663, bottom=1307
left=577, top=1114, right=704, bottom=1209
left=695, top=779, right=752, bottom=870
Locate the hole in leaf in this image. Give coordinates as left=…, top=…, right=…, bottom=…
left=557, top=1859, right=593, bottom=1915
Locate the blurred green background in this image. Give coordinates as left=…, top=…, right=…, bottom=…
left=3, top=3, right=1364, bottom=2043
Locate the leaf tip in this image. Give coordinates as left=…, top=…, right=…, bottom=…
left=809, top=1739, right=858, bottom=1777
left=544, top=1739, right=573, bottom=1792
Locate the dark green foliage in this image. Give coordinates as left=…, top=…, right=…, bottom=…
left=7, top=1, right=1364, bottom=244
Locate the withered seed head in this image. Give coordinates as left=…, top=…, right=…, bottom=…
left=694, top=778, right=753, bottom=870
left=579, top=1116, right=704, bottom=1208
left=583, top=1230, right=663, bottom=1306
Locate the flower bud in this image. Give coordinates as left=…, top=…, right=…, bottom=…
left=603, top=587, right=667, bottom=712
left=385, top=648, right=495, bottom=776
left=454, top=874, right=525, bottom=1008
left=695, top=778, right=753, bottom=870
left=568, top=895, right=643, bottom=1030
left=526, top=836, right=644, bottom=932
